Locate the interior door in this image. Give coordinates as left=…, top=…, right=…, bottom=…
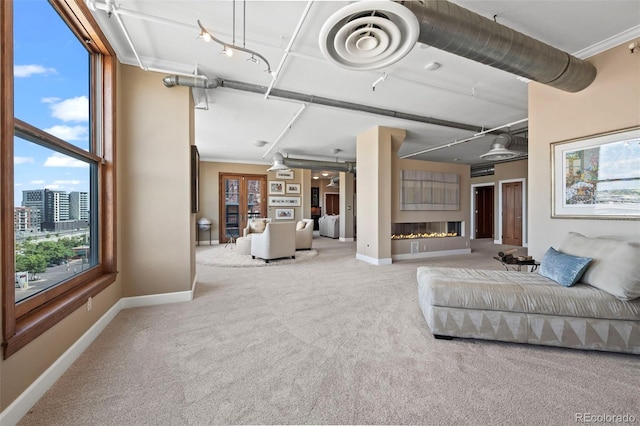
left=475, top=186, right=494, bottom=239
left=220, top=173, right=266, bottom=243
left=502, top=181, right=522, bottom=246
left=325, top=193, right=340, bottom=215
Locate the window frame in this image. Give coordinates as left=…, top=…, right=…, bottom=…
left=1, top=0, right=117, bottom=358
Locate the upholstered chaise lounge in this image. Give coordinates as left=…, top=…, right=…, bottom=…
left=417, top=232, right=640, bottom=354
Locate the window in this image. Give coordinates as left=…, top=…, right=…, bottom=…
left=2, top=0, right=116, bottom=358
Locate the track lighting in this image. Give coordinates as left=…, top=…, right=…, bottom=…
left=197, top=1, right=272, bottom=74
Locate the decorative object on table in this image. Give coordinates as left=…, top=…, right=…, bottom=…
left=497, top=248, right=518, bottom=261
left=551, top=127, right=640, bottom=219
left=196, top=217, right=212, bottom=246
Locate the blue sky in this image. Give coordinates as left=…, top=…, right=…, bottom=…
left=13, top=0, right=90, bottom=207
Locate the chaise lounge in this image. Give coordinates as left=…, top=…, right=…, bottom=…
left=417, top=232, right=640, bottom=354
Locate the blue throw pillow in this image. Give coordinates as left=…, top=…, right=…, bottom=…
left=539, top=247, right=593, bottom=287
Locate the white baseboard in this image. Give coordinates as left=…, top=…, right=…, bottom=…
left=356, top=253, right=392, bottom=265
left=392, top=248, right=471, bottom=261
left=494, top=239, right=502, bottom=245
left=120, top=289, right=193, bottom=309
left=0, top=282, right=197, bottom=425
left=339, top=237, right=355, bottom=242
left=0, top=300, right=122, bottom=426
left=197, top=240, right=219, bottom=245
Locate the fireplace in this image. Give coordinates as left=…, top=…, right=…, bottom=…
left=391, top=221, right=462, bottom=240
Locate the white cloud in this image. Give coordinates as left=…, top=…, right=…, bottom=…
left=30, top=180, right=46, bottom=184
left=14, top=156, right=34, bottom=165
left=44, top=184, right=60, bottom=190
left=49, top=96, right=88, bottom=122
left=53, top=180, right=81, bottom=185
left=44, top=125, right=88, bottom=141
left=14, top=64, right=57, bottom=78
left=43, top=154, right=89, bottom=168
left=42, top=97, right=61, bottom=104
left=15, top=183, right=22, bottom=187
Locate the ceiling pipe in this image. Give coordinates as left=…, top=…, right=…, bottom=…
left=162, top=75, right=484, bottom=133
left=398, top=0, right=596, bottom=92
left=283, top=157, right=356, bottom=174
left=265, top=0, right=315, bottom=99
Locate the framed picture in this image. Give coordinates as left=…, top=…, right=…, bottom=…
left=286, top=183, right=301, bottom=194
left=191, top=145, right=199, bottom=213
left=276, top=170, right=294, bottom=180
left=311, top=187, right=319, bottom=207
left=268, top=196, right=301, bottom=206
left=551, top=127, right=640, bottom=219
left=268, top=181, right=285, bottom=195
left=275, top=208, right=294, bottom=220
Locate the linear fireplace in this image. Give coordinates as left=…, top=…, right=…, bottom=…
left=391, top=221, right=462, bottom=240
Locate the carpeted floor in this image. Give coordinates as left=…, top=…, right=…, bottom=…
left=18, top=238, right=640, bottom=425
left=196, top=244, right=318, bottom=267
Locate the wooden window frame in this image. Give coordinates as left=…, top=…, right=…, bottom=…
left=1, top=0, right=117, bottom=358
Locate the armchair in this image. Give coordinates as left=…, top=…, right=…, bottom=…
left=251, top=222, right=296, bottom=263
left=295, top=219, right=314, bottom=250
left=243, top=218, right=271, bottom=237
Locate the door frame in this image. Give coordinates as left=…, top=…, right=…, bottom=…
left=470, top=183, right=495, bottom=240
left=497, top=178, right=527, bottom=247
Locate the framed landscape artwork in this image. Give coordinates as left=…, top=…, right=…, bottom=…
left=286, top=183, right=301, bottom=194
left=275, top=208, right=294, bottom=220
left=551, top=127, right=640, bottom=219
left=268, top=181, right=285, bottom=195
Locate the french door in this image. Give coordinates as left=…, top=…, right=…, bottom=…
left=219, top=173, right=267, bottom=243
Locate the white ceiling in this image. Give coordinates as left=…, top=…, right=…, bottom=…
left=88, top=0, right=640, bottom=176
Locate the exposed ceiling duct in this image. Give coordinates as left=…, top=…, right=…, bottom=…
left=162, top=75, right=484, bottom=133
left=319, top=0, right=596, bottom=92
left=265, top=152, right=356, bottom=173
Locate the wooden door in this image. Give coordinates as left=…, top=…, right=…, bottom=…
left=219, top=173, right=266, bottom=243
left=326, top=193, right=340, bottom=215
left=475, top=186, right=494, bottom=239
left=502, top=181, right=522, bottom=246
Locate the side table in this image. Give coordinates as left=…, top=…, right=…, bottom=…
left=493, top=256, right=540, bottom=272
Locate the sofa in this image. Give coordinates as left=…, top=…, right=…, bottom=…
left=318, top=214, right=339, bottom=238
left=417, top=232, right=640, bottom=354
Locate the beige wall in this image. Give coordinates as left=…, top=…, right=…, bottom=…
left=471, top=159, right=528, bottom=241
left=1, top=62, right=198, bottom=411
left=118, top=65, right=194, bottom=297
left=199, top=162, right=309, bottom=241
left=528, top=43, right=640, bottom=259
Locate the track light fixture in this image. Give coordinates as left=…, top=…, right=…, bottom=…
left=197, top=0, right=272, bottom=74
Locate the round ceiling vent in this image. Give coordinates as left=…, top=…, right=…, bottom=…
left=319, top=1, right=419, bottom=71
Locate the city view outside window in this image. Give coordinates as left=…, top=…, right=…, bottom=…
left=13, top=0, right=96, bottom=303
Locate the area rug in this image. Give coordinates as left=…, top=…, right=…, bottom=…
left=196, top=244, right=318, bottom=267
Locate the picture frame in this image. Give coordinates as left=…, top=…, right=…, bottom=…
left=191, top=145, right=199, bottom=213
left=268, top=196, right=301, bottom=207
left=268, top=181, right=285, bottom=195
left=286, top=183, right=301, bottom=194
left=275, top=208, right=294, bottom=220
left=276, top=170, right=294, bottom=180
left=551, top=127, right=640, bottom=219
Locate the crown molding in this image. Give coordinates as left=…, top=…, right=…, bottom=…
left=574, top=24, right=640, bottom=59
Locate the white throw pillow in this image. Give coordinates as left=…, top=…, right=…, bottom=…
left=559, top=232, right=640, bottom=301
left=296, top=221, right=306, bottom=231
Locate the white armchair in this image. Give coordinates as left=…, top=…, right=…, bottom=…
left=319, top=215, right=340, bottom=238
left=243, top=218, right=271, bottom=237
left=251, top=222, right=296, bottom=263
left=295, top=219, right=314, bottom=250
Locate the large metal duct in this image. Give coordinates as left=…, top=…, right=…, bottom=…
left=319, top=0, right=596, bottom=92
left=283, top=157, right=356, bottom=173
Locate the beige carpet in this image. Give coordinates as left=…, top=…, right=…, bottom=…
left=196, top=244, right=318, bottom=267
left=19, top=238, right=640, bottom=425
